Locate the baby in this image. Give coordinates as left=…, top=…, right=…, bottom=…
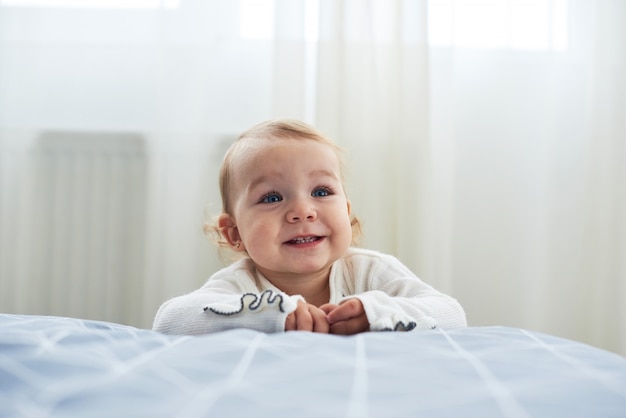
left=153, top=119, right=466, bottom=335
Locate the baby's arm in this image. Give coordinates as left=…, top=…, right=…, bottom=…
left=344, top=250, right=467, bottom=332
left=152, top=283, right=302, bottom=335
left=356, top=289, right=465, bottom=331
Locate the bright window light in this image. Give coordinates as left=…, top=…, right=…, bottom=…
left=0, top=0, right=179, bottom=8
left=428, top=0, right=568, bottom=51
left=305, top=0, right=319, bottom=42
left=239, top=0, right=274, bottom=40
left=239, top=0, right=320, bottom=41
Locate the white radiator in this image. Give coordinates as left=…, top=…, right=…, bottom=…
left=0, top=132, right=148, bottom=326
left=1, top=130, right=228, bottom=329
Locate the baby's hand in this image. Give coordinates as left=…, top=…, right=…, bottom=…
left=285, top=300, right=330, bottom=333
left=320, top=299, right=370, bottom=335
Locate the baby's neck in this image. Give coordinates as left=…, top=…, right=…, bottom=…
left=261, top=268, right=331, bottom=307
left=300, top=282, right=331, bottom=307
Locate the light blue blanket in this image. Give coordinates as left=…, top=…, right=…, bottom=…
left=1, top=314, right=625, bottom=417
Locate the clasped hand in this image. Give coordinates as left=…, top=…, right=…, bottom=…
left=284, top=299, right=369, bottom=335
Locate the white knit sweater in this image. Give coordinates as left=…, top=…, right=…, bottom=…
left=152, top=247, right=466, bottom=335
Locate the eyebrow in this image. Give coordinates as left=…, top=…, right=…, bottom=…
left=246, top=169, right=340, bottom=191
left=246, top=174, right=276, bottom=192
left=310, top=169, right=341, bottom=180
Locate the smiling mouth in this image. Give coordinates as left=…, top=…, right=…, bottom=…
left=285, top=236, right=322, bottom=245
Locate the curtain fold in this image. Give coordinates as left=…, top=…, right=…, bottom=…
left=577, top=0, right=626, bottom=353
left=425, top=0, right=625, bottom=354
left=313, top=0, right=434, bottom=282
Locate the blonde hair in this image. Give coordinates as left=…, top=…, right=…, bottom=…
left=205, top=119, right=362, bottom=251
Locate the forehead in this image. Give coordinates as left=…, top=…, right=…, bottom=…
left=230, top=137, right=342, bottom=178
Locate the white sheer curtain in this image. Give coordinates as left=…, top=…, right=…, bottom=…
left=424, top=0, right=626, bottom=355
left=293, top=0, right=625, bottom=355
left=0, top=0, right=624, bottom=355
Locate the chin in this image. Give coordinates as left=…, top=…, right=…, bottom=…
left=291, top=260, right=334, bottom=274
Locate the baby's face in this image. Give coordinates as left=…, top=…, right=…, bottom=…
left=227, top=137, right=352, bottom=282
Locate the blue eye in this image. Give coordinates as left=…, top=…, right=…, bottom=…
left=312, top=187, right=332, bottom=197
left=260, top=192, right=282, bottom=204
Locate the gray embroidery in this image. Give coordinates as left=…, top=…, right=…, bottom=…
left=381, top=321, right=420, bottom=332
left=203, top=289, right=286, bottom=316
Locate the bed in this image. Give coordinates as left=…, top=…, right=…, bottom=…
left=1, top=313, right=625, bottom=417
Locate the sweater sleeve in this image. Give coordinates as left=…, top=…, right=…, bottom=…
left=152, top=261, right=302, bottom=335
left=341, top=250, right=467, bottom=331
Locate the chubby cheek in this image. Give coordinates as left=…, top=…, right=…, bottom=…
left=334, top=212, right=353, bottom=247
left=341, top=221, right=354, bottom=248
left=240, top=220, right=274, bottom=254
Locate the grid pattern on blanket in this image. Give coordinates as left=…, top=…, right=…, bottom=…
left=1, top=314, right=625, bottom=418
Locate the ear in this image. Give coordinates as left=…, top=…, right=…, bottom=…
left=218, top=214, right=245, bottom=252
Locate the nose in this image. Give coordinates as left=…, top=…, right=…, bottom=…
left=286, top=198, right=317, bottom=223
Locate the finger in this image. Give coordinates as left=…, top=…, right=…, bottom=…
left=295, top=303, right=313, bottom=331
left=327, top=299, right=363, bottom=324
left=284, top=311, right=296, bottom=331
left=329, top=314, right=370, bottom=335
left=310, top=306, right=330, bottom=334
left=319, top=303, right=339, bottom=315
left=286, top=301, right=308, bottom=332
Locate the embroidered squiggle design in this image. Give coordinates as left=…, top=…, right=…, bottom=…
left=203, top=289, right=286, bottom=316
left=380, top=321, right=419, bottom=332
